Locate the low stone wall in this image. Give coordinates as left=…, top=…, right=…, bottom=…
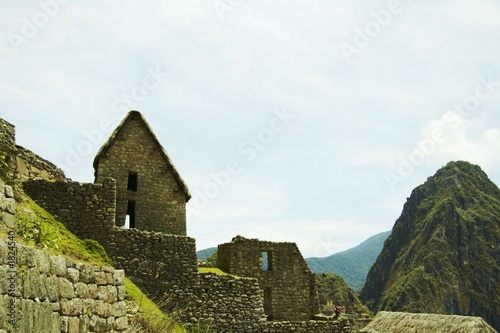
left=15, top=145, right=66, bottom=182
left=23, top=178, right=116, bottom=246
left=262, top=319, right=354, bottom=333
left=109, top=228, right=198, bottom=304
left=0, top=240, right=129, bottom=333
left=187, top=273, right=266, bottom=333
left=0, top=117, right=65, bottom=183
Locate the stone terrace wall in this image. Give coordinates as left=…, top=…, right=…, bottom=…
left=0, top=117, right=65, bottom=183
left=0, top=239, right=129, bottom=333
left=15, top=145, right=66, bottom=182
left=0, top=182, right=16, bottom=231
left=262, top=319, right=354, bottom=333
left=186, top=273, right=267, bottom=333
left=23, top=178, right=116, bottom=246
left=109, top=228, right=198, bottom=304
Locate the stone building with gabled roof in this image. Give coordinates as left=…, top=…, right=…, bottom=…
left=93, top=110, right=190, bottom=235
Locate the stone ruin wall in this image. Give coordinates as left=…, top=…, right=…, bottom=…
left=217, top=236, right=320, bottom=321
left=23, top=178, right=117, bottom=247
left=109, top=228, right=198, bottom=303
left=0, top=118, right=65, bottom=184
left=94, top=115, right=187, bottom=235
left=0, top=240, right=129, bottom=333
left=0, top=182, right=129, bottom=333
left=18, top=178, right=353, bottom=333
left=0, top=116, right=354, bottom=333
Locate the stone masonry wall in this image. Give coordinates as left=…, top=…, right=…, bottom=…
left=0, top=239, right=129, bottom=333
left=187, top=273, right=267, bottom=333
left=217, top=236, right=319, bottom=321
left=0, top=117, right=65, bottom=184
left=262, top=319, right=354, bottom=333
left=0, top=183, right=16, bottom=232
left=23, top=178, right=116, bottom=246
left=94, top=113, right=187, bottom=235
left=108, top=228, right=198, bottom=302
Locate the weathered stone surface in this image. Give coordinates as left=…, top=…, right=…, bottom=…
left=59, top=278, right=75, bottom=299
left=93, top=111, right=189, bottom=235
left=4, top=185, right=13, bottom=199
left=218, top=236, right=319, bottom=321
left=50, top=255, right=67, bottom=277
left=67, top=267, right=80, bottom=283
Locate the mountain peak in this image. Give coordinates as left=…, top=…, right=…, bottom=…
left=360, top=161, right=500, bottom=331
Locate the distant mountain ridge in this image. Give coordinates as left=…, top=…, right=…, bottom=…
left=360, top=161, right=500, bottom=331
left=197, top=246, right=217, bottom=261
left=306, top=231, right=390, bottom=291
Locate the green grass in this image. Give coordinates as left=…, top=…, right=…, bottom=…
left=198, top=267, right=227, bottom=275
left=11, top=196, right=112, bottom=266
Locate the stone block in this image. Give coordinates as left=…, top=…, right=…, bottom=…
left=50, top=256, right=67, bottom=277
left=68, top=317, right=80, bottom=333
left=92, top=301, right=114, bottom=318
left=113, top=270, right=125, bottom=286
left=0, top=238, right=7, bottom=265
left=117, top=285, right=126, bottom=301
left=2, top=212, right=15, bottom=229
left=67, top=267, right=79, bottom=283
left=90, top=315, right=109, bottom=332
left=4, top=199, right=15, bottom=214
left=115, top=316, right=129, bottom=331
left=75, top=282, right=89, bottom=298
left=44, top=275, right=60, bottom=302
left=4, top=185, right=13, bottom=198
left=34, top=249, right=51, bottom=275
left=28, top=269, right=48, bottom=301
left=60, top=316, right=69, bottom=333
left=59, top=278, right=75, bottom=299
left=97, top=285, right=117, bottom=304
left=32, top=300, right=53, bottom=333
left=60, top=298, right=83, bottom=316
left=78, top=264, right=94, bottom=284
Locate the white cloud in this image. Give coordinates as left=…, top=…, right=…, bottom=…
left=413, top=111, right=500, bottom=171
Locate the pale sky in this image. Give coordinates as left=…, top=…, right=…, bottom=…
left=1, top=1, right=500, bottom=257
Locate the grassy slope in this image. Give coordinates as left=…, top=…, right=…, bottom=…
left=315, top=273, right=372, bottom=315
left=0, top=182, right=180, bottom=331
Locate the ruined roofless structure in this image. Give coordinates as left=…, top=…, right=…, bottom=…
left=93, top=111, right=191, bottom=235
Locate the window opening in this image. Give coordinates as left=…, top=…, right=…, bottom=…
left=127, top=172, right=138, bottom=191
left=261, top=251, right=273, bottom=271
left=126, top=201, right=136, bottom=228
left=264, top=287, right=273, bottom=320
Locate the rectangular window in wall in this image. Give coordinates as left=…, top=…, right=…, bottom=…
left=127, top=172, right=138, bottom=191
left=264, top=287, right=273, bottom=320
left=126, top=201, right=136, bottom=228
left=261, top=251, right=273, bottom=271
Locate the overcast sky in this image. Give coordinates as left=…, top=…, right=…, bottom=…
left=1, top=1, right=500, bottom=257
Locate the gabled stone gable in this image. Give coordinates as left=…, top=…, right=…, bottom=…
left=94, top=111, right=189, bottom=235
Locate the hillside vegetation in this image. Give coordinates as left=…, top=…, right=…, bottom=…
left=360, top=161, right=500, bottom=331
